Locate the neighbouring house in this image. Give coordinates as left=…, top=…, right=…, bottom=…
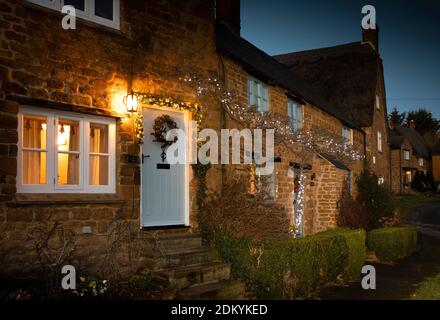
left=275, top=27, right=391, bottom=187
left=389, top=121, right=432, bottom=193
left=215, top=21, right=365, bottom=236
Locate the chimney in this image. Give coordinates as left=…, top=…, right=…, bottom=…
left=362, top=25, right=379, bottom=52
left=409, top=120, right=416, bottom=130
left=216, top=0, right=241, bottom=34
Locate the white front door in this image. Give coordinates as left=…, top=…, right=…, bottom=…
left=141, top=107, right=189, bottom=228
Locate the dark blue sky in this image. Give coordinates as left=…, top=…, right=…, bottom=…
left=241, top=0, right=440, bottom=119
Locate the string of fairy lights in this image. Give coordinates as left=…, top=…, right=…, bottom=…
left=179, top=73, right=364, bottom=236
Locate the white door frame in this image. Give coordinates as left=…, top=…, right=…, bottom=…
left=139, top=105, right=190, bottom=228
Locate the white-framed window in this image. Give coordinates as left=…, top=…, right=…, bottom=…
left=403, top=150, right=410, bottom=161
left=342, top=126, right=353, bottom=145
left=375, top=95, right=380, bottom=110
left=248, top=76, right=269, bottom=112
left=287, top=98, right=302, bottom=131
left=17, top=106, right=116, bottom=193
left=377, top=131, right=383, bottom=152
left=26, top=0, right=120, bottom=30
left=418, top=158, right=424, bottom=167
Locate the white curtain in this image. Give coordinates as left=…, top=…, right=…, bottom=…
left=23, top=118, right=45, bottom=184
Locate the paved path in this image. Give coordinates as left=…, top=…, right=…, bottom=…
left=320, top=200, right=440, bottom=300
left=405, top=201, right=440, bottom=238
left=319, top=234, right=440, bottom=300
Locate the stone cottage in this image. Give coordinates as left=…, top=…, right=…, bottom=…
left=275, top=27, right=391, bottom=186
left=0, top=0, right=370, bottom=297
left=389, top=121, right=432, bottom=193
left=215, top=21, right=365, bottom=236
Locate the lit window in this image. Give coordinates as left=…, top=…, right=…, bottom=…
left=248, top=76, right=269, bottom=112
left=250, top=160, right=276, bottom=201
left=418, top=158, right=424, bottom=167
left=27, top=0, right=120, bottom=30
left=403, top=150, right=410, bottom=161
left=377, top=131, right=383, bottom=152
left=342, top=126, right=353, bottom=145
left=18, top=107, right=116, bottom=193
left=287, top=99, right=302, bottom=131
left=372, top=156, right=376, bottom=165
left=378, top=177, right=385, bottom=185
left=376, top=95, right=380, bottom=110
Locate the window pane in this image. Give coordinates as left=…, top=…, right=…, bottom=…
left=23, top=115, right=47, bottom=149
left=58, top=153, right=80, bottom=185
left=89, top=155, right=109, bottom=185
left=23, top=151, right=46, bottom=184
left=64, top=0, right=85, bottom=11
left=95, top=0, right=113, bottom=20
left=90, top=123, right=109, bottom=153
left=58, top=119, right=80, bottom=152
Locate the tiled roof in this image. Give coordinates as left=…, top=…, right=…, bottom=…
left=215, top=22, right=361, bottom=130
left=390, top=124, right=431, bottom=159
left=274, top=42, right=380, bottom=128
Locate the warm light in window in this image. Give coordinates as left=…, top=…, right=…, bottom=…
left=57, top=125, right=70, bottom=147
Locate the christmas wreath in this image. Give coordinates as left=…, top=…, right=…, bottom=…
left=151, top=114, right=178, bottom=148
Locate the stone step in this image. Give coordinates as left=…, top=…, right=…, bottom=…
left=153, top=262, right=231, bottom=290
left=143, top=232, right=202, bottom=251
left=176, top=280, right=246, bottom=300
left=146, top=247, right=219, bottom=270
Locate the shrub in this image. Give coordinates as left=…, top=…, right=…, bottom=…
left=356, top=168, right=396, bottom=230
left=199, top=176, right=291, bottom=243
left=218, top=229, right=366, bottom=299
left=337, top=180, right=369, bottom=229
left=412, top=171, right=427, bottom=192
left=367, top=227, right=417, bottom=262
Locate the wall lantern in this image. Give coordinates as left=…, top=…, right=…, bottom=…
left=124, top=90, right=138, bottom=113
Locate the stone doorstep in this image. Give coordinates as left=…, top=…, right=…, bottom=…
left=176, top=280, right=246, bottom=300
left=153, top=261, right=231, bottom=290
left=146, top=247, right=219, bottom=270
left=143, top=232, right=202, bottom=251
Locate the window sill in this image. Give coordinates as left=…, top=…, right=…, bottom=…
left=7, top=194, right=125, bottom=207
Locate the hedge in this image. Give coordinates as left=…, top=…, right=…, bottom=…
left=218, top=228, right=366, bottom=299
left=367, top=227, right=417, bottom=263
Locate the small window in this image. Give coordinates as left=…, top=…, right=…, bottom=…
left=403, top=150, right=410, bottom=161
left=248, top=76, right=269, bottom=112
left=287, top=99, right=302, bottom=131
left=418, top=158, right=424, bottom=167
left=27, top=0, right=120, bottom=30
left=372, top=156, right=376, bottom=165
left=375, top=95, right=380, bottom=110
left=342, top=126, right=353, bottom=145
left=378, top=177, right=385, bottom=185
left=18, top=107, right=116, bottom=193
left=250, top=161, right=277, bottom=201
left=377, top=131, right=383, bottom=152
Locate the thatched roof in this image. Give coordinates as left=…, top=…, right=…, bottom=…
left=274, top=42, right=380, bottom=128
left=390, top=124, right=431, bottom=159
left=215, top=22, right=360, bottom=130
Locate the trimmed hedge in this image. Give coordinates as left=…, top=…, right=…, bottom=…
left=218, top=228, right=366, bottom=299
left=367, top=227, right=417, bottom=262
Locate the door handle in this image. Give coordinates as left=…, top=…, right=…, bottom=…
left=142, top=154, right=150, bottom=163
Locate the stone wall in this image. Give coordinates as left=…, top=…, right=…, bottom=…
left=364, top=63, right=391, bottom=185
left=220, top=56, right=361, bottom=235
left=0, top=0, right=221, bottom=279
